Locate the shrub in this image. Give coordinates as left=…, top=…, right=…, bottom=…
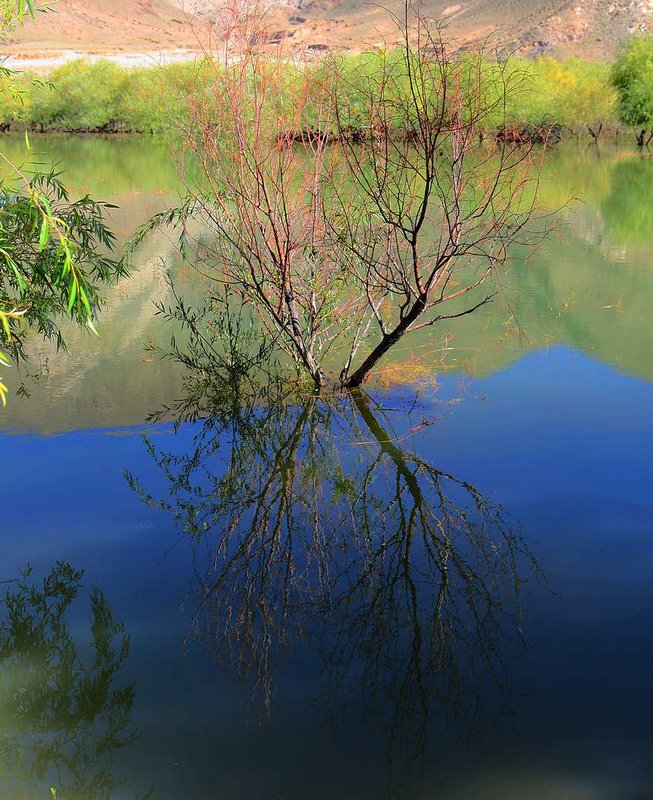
left=612, top=35, right=653, bottom=141
left=507, top=57, right=617, bottom=134
left=27, top=60, right=129, bottom=130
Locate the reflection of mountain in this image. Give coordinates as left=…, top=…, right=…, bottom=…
left=0, top=563, right=138, bottom=800
left=503, top=233, right=653, bottom=382
left=2, top=139, right=652, bottom=432
left=127, top=384, right=540, bottom=790
left=0, top=135, right=187, bottom=433
left=443, top=223, right=653, bottom=382
left=2, top=226, right=188, bottom=434
left=395, top=148, right=653, bottom=382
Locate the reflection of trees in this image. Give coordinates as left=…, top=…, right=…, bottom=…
left=129, top=375, right=539, bottom=791
left=0, top=562, right=139, bottom=800
left=601, top=156, right=653, bottom=249
left=324, top=394, right=532, bottom=765
left=137, top=391, right=534, bottom=756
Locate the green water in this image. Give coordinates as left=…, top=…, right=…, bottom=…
left=1, top=135, right=652, bottom=431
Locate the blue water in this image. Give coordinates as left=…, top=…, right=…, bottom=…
left=1, top=345, right=652, bottom=799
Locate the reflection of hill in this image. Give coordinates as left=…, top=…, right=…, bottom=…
left=378, top=225, right=653, bottom=384
left=509, top=234, right=653, bottom=382
left=3, top=230, right=188, bottom=434
left=433, top=148, right=653, bottom=382
left=1, top=138, right=652, bottom=432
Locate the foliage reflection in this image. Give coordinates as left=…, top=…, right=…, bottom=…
left=0, top=562, right=141, bottom=800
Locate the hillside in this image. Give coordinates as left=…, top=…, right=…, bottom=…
left=1, top=0, right=652, bottom=62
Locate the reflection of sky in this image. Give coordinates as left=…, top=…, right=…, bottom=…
left=1, top=345, right=652, bottom=799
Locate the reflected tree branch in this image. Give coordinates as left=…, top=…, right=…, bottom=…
left=128, top=378, right=542, bottom=790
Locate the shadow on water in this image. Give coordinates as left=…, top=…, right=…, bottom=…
left=0, top=563, right=146, bottom=800
left=125, top=297, right=544, bottom=795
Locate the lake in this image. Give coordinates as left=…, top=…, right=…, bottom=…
left=1, top=135, right=652, bottom=800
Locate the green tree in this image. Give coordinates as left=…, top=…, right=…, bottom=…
left=509, top=57, right=617, bottom=140
left=0, top=1, right=125, bottom=404
left=0, top=164, right=125, bottom=377
left=612, top=35, right=653, bottom=147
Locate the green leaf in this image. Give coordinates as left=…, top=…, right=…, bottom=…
left=0, top=313, right=11, bottom=341
left=38, top=217, right=50, bottom=252
left=67, top=280, right=77, bottom=313
left=78, top=283, right=92, bottom=317
left=5, top=257, right=27, bottom=290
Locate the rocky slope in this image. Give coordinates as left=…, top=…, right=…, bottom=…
left=2, top=0, right=652, bottom=60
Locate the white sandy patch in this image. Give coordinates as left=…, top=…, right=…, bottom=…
left=1, top=48, right=202, bottom=72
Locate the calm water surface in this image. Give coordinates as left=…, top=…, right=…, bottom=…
left=0, top=136, right=652, bottom=799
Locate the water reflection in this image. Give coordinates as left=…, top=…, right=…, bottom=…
left=601, top=156, right=653, bottom=249
left=128, top=377, right=542, bottom=791
left=2, top=139, right=653, bottom=431
left=0, top=563, right=140, bottom=800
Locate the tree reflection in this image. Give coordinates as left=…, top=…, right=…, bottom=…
left=127, top=320, right=541, bottom=788
left=602, top=156, right=653, bottom=248
left=0, top=562, right=141, bottom=800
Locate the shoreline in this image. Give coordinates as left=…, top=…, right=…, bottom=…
left=0, top=48, right=203, bottom=72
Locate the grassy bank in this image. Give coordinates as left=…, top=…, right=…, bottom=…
left=0, top=50, right=636, bottom=142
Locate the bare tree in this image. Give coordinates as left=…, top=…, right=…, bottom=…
left=330, top=18, right=550, bottom=387
left=142, top=0, right=549, bottom=389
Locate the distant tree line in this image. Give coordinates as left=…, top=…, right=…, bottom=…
left=0, top=36, right=651, bottom=144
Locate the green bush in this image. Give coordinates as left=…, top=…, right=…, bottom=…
left=612, top=35, right=653, bottom=134
left=0, top=68, right=36, bottom=125
left=120, top=59, right=224, bottom=134
left=0, top=50, right=639, bottom=139
left=506, top=57, right=617, bottom=132
left=27, top=60, right=129, bottom=130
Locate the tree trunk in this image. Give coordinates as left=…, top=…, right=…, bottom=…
left=636, top=129, right=646, bottom=148
left=299, top=345, right=327, bottom=389
left=587, top=123, right=602, bottom=143
left=351, top=392, right=424, bottom=500
left=281, top=285, right=327, bottom=389
left=343, top=296, right=427, bottom=389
